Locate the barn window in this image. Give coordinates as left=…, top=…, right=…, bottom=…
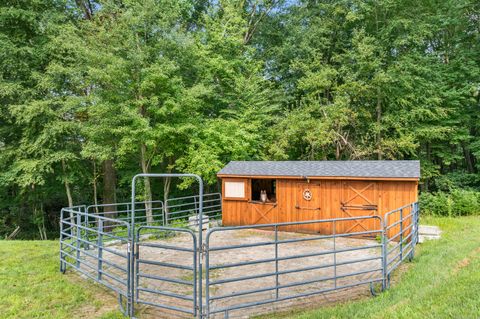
left=224, top=181, right=246, bottom=199
left=251, top=179, right=276, bottom=203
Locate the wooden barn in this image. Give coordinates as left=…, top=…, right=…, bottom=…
left=217, top=161, right=420, bottom=234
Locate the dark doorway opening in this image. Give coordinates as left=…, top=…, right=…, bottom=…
left=251, top=179, right=276, bottom=203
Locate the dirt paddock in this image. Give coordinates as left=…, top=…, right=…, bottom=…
left=78, top=228, right=383, bottom=318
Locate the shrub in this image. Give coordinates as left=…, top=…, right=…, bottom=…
left=420, top=190, right=480, bottom=216
left=450, top=190, right=480, bottom=216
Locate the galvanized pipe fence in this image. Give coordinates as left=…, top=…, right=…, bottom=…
left=204, top=216, right=386, bottom=317
left=60, top=174, right=419, bottom=319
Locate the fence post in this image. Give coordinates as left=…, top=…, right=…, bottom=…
left=411, top=203, right=419, bottom=258
left=333, top=220, right=337, bottom=289
left=59, top=209, right=65, bottom=272
left=415, top=203, right=420, bottom=244
left=127, top=224, right=133, bottom=318
left=76, top=211, right=81, bottom=268
left=69, top=209, right=74, bottom=237
left=82, top=206, right=90, bottom=250
left=399, top=208, right=403, bottom=261
left=135, top=229, right=140, bottom=302
left=274, top=225, right=279, bottom=300
left=97, top=218, right=103, bottom=281
left=381, top=217, right=387, bottom=290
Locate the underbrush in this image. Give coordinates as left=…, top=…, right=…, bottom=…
left=419, top=189, right=480, bottom=216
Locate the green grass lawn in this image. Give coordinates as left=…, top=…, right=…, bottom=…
left=1, top=216, right=479, bottom=319
left=0, top=241, right=124, bottom=319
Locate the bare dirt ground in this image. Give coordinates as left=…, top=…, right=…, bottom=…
left=76, top=228, right=382, bottom=318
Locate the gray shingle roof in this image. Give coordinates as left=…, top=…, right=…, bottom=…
left=217, top=161, right=420, bottom=179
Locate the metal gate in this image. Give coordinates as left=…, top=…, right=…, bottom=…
left=135, top=226, right=198, bottom=316
left=129, top=173, right=205, bottom=318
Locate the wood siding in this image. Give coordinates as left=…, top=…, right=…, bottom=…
left=221, top=177, right=418, bottom=236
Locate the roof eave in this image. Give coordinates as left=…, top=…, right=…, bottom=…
left=217, top=174, right=420, bottom=181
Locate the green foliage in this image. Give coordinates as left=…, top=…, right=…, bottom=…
left=1, top=0, right=480, bottom=238
left=420, top=190, right=480, bottom=216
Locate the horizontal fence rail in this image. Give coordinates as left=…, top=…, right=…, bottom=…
left=87, top=200, right=165, bottom=229
left=165, top=193, right=222, bottom=226
left=85, top=193, right=222, bottom=229
left=59, top=207, right=132, bottom=315
left=205, top=216, right=385, bottom=316
left=135, top=226, right=198, bottom=316
left=60, top=196, right=419, bottom=319
left=384, top=202, right=419, bottom=280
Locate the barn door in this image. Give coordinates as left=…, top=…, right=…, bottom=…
left=251, top=203, right=277, bottom=225
left=294, top=183, right=321, bottom=232
left=340, top=181, right=379, bottom=235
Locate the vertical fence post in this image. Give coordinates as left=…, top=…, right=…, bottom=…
left=135, top=229, right=140, bottom=302
left=127, top=224, right=133, bottom=318
left=194, top=232, right=199, bottom=318
left=69, top=209, right=74, bottom=238
left=97, top=218, right=103, bottom=281
left=415, top=203, right=420, bottom=244
left=83, top=206, right=91, bottom=251
left=130, top=177, right=137, bottom=318
left=274, top=225, right=279, bottom=300
left=59, top=209, right=65, bottom=272
left=76, top=211, right=81, bottom=268
left=381, top=216, right=387, bottom=291
left=399, top=208, right=403, bottom=261
left=205, top=232, right=209, bottom=319
left=82, top=206, right=87, bottom=244
left=198, top=180, right=204, bottom=319
left=383, top=212, right=389, bottom=288
left=333, top=220, right=337, bottom=289
left=411, top=203, right=419, bottom=258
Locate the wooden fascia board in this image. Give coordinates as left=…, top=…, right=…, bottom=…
left=217, top=174, right=419, bottom=182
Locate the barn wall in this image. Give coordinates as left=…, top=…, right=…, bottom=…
left=221, top=177, right=418, bottom=235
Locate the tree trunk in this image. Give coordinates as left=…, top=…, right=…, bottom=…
left=463, top=144, right=475, bottom=173
left=376, top=89, right=383, bottom=160
left=61, top=159, right=73, bottom=208
left=103, top=159, right=117, bottom=218
left=140, top=143, right=153, bottom=225
left=92, top=160, right=99, bottom=214
left=163, top=175, right=171, bottom=224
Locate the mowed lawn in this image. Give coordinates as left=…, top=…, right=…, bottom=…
left=1, top=216, right=479, bottom=319
left=0, top=241, right=124, bottom=319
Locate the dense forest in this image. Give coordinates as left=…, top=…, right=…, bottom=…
left=1, top=0, right=479, bottom=239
